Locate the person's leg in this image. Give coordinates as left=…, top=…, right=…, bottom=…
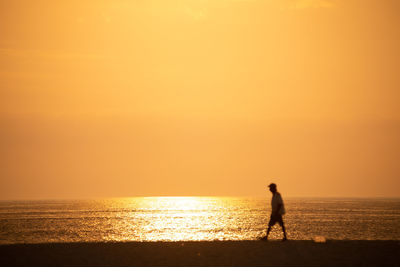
left=281, top=222, right=287, bottom=240
left=278, top=216, right=287, bottom=241
left=266, top=225, right=272, bottom=239
left=264, top=215, right=275, bottom=240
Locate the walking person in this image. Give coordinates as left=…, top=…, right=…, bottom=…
left=262, top=183, right=287, bottom=241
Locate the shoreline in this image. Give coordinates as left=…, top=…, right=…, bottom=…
left=1, top=240, right=399, bottom=266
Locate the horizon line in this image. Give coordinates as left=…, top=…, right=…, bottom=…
left=1, top=195, right=400, bottom=201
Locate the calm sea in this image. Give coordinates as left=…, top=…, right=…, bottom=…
left=0, top=197, right=399, bottom=244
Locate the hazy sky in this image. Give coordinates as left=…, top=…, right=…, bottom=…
left=1, top=0, right=399, bottom=199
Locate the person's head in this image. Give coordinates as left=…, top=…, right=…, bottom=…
left=268, top=183, right=277, bottom=193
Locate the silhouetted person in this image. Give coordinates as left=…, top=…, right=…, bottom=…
left=263, top=183, right=287, bottom=241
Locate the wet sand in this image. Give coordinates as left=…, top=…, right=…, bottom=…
left=1, top=240, right=399, bottom=267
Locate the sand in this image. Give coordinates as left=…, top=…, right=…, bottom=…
left=1, top=240, right=399, bottom=267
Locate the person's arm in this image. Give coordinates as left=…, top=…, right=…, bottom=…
left=273, top=194, right=283, bottom=216
left=274, top=203, right=282, bottom=216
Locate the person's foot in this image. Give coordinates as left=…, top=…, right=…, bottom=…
left=282, top=237, right=287, bottom=242
left=260, top=236, right=268, bottom=241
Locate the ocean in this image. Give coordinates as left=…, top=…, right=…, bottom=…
left=0, top=197, right=399, bottom=244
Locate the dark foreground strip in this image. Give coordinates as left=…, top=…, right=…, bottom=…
left=0, top=240, right=399, bottom=267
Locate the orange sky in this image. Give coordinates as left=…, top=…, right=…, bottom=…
left=1, top=0, right=399, bottom=199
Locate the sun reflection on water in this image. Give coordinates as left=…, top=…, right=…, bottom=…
left=101, top=196, right=264, bottom=242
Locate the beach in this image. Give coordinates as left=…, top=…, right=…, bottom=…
left=1, top=240, right=399, bottom=267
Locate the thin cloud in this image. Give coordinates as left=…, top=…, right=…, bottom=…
left=0, top=48, right=110, bottom=60
left=287, top=0, right=335, bottom=9
left=184, top=6, right=207, bottom=20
